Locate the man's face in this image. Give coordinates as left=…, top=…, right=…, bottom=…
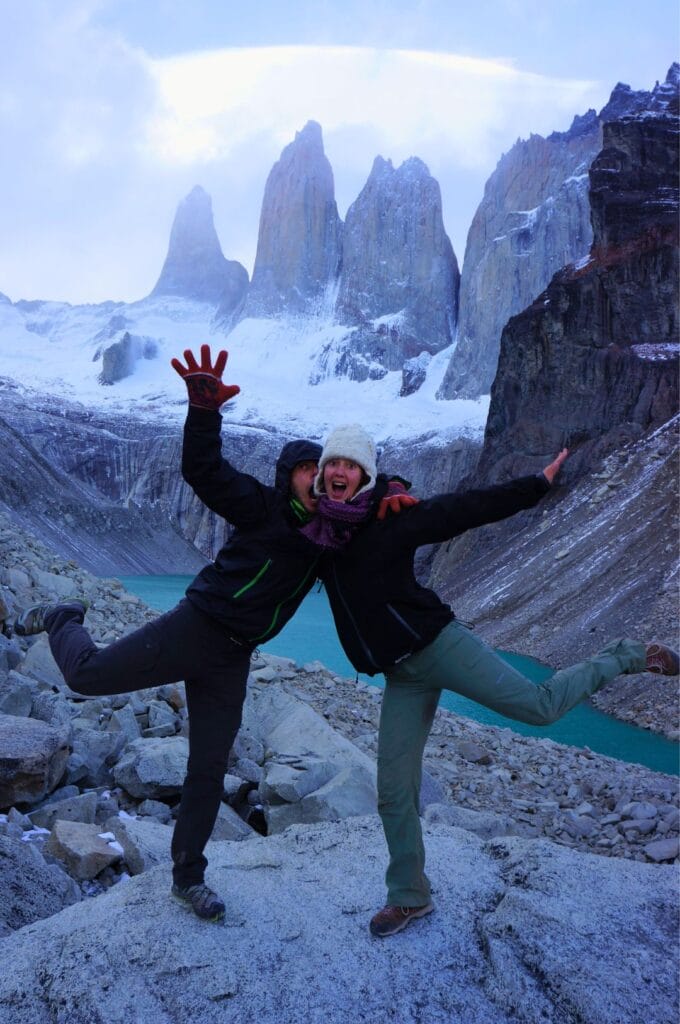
left=290, top=460, right=319, bottom=513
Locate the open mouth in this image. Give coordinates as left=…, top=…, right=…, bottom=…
left=329, top=480, right=349, bottom=500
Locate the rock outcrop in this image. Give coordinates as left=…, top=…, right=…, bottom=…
left=438, top=75, right=655, bottom=400
left=243, top=121, right=342, bottom=317
left=430, top=69, right=678, bottom=682
left=150, top=185, right=248, bottom=321
left=479, top=64, right=678, bottom=481
left=0, top=818, right=676, bottom=1024
left=332, top=156, right=459, bottom=386
left=0, top=384, right=204, bottom=575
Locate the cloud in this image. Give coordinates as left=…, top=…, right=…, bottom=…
left=0, top=11, right=604, bottom=303
left=145, top=45, right=599, bottom=172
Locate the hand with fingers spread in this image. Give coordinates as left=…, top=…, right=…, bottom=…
left=171, top=344, right=240, bottom=410
left=377, top=479, right=420, bottom=521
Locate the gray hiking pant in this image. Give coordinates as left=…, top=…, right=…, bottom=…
left=378, top=620, right=646, bottom=907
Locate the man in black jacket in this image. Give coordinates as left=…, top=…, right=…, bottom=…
left=14, top=346, right=328, bottom=922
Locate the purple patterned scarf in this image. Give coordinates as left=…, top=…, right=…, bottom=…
left=300, top=489, right=375, bottom=549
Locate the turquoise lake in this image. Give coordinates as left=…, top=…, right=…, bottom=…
left=118, top=574, right=679, bottom=777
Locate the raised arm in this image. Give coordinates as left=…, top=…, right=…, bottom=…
left=173, top=345, right=273, bottom=526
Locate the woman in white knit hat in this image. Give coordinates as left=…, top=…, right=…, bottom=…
left=304, top=423, right=679, bottom=939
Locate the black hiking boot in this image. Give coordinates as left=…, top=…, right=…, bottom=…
left=171, top=882, right=226, bottom=922
left=15, top=599, right=89, bottom=637
left=645, top=642, right=680, bottom=676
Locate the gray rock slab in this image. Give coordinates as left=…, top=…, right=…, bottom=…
left=104, top=815, right=173, bottom=875
left=18, top=636, right=65, bottom=688
left=424, top=802, right=518, bottom=840
left=245, top=684, right=376, bottom=778
left=210, top=803, right=254, bottom=842
left=44, top=820, right=123, bottom=881
left=0, top=713, right=70, bottom=807
left=113, top=736, right=188, bottom=799
left=0, top=834, right=80, bottom=937
left=0, top=818, right=675, bottom=1024
left=28, top=791, right=98, bottom=830
left=0, top=672, right=33, bottom=717
left=265, top=764, right=376, bottom=834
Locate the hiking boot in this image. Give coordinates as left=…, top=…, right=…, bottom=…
left=15, top=599, right=88, bottom=637
left=645, top=642, right=680, bottom=676
left=369, top=902, right=434, bottom=938
left=171, top=882, right=225, bottom=922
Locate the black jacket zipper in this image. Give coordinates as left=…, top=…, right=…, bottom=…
left=332, top=563, right=380, bottom=671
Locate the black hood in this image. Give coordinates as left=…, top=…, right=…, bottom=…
left=274, top=439, right=323, bottom=493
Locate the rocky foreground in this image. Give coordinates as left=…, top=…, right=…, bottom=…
left=0, top=509, right=678, bottom=1022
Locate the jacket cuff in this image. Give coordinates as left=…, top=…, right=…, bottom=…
left=186, top=406, right=222, bottom=427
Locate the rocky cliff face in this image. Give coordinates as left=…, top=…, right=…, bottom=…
left=150, top=185, right=248, bottom=323
left=243, top=122, right=342, bottom=318
left=478, top=65, right=678, bottom=482
left=430, top=67, right=679, bottom=676
left=438, top=78, right=653, bottom=400
left=334, top=157, right=459, bottom=386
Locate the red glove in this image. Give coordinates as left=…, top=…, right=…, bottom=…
left=377, top=480, right=419, bottom=520
left=171, top=344, right=240, bottom=410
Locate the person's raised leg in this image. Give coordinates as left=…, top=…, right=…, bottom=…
left=22, top=599, right=205, bottom=697
left=394, top=622, right=655, bottom=726
left=370, top=676, right=439, bottom=937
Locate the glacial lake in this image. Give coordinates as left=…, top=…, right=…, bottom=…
left=118, top=575, right=679, bottom=777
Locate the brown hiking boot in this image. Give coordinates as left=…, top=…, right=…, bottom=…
left=645, top=642, right=680, bottom=676
left=369, top=902, right=434, bottom=937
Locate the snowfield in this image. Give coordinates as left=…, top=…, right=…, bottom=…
left=0, top=293, right=489, bottom=445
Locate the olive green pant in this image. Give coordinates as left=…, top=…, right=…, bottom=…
left=378, top=621, right=646, bottom=906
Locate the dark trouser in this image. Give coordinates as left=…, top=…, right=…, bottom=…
left=46, top=599, right=252, bottom=887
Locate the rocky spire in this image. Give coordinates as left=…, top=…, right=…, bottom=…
left=333, top=156, right=459, bottom=388
left=150, top=186, right=248, bottom=318
left=243, top=121, right=342, bottom=317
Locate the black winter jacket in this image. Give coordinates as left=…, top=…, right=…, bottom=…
left=320, top=474, right=551, bottom=675
left=183, top=407, right=322, bottom=644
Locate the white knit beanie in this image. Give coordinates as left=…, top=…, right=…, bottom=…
left=314, top=423, right=377, bottom=498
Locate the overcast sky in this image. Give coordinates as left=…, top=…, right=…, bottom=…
left=1, top=0, right=677, bottom=304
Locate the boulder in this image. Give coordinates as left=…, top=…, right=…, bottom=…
left=19, top=636, right=65, bottom=688
left=28, top=790, right=98, bottom=830
left=44, top=820, right=123, bottom=880
left=0, top=671, right=33, bottom=717
left=265, top=764, right=376, bottom=834
left=0, top=833, right=80, bottom=937
left=0, top=714, right=70, bottom=807
left=104, top=815, right=173, bottom=875
left=210, top=803, right=254, bottom=842
left=113, top=736, right=188, bottom=799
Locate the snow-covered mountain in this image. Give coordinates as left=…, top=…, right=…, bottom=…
left=0, top=292, right=487, bottom=447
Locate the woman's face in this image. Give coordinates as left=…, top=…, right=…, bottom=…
left=323, top=457, right=365, bottom=502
